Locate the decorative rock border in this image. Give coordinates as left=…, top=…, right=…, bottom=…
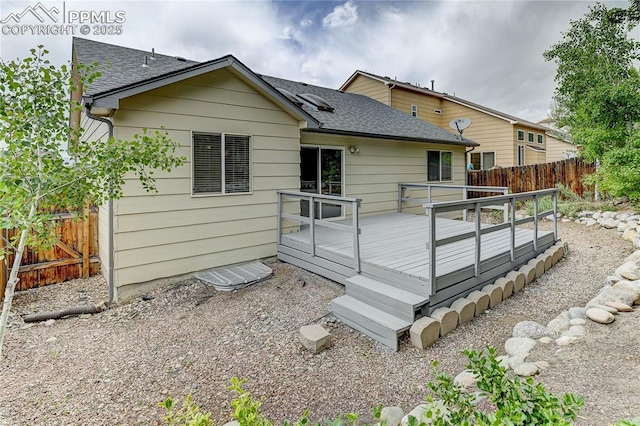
left=373, top=221, right=640, bottom=426
left=574, top=210, right=640, bottom=249
left=409, top=242, right=568, bottom=350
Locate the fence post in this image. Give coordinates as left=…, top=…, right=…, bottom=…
left=82, top=202, right=90, bottom=278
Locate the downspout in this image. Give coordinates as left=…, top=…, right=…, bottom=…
left=84, top=104, right=116, bottom=304
left=465, top=146, right=476, bottom=185
left=385, top=82, right=396, bottom=106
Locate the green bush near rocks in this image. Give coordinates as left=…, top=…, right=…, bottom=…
left=160, top=346, right=594, bottom=425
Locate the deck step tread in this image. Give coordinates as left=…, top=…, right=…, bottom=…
left=345, top=275, right=428, bottom=307
left=331, top=295, right=412, bottom=332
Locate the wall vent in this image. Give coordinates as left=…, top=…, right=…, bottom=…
left=434, top=109, right=442, bottom=115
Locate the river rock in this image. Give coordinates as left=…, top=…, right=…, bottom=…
left=547, top=317, right=570, bottom=334
left=613, top=280, right=640, bottom=304
left=514, top=362, right=539, bottom=377
left=603, top=218, right=618, bottom=229
left=401, top=402, right=448, bottom=425
left=380, top=407, right=404, bottom=426
left=512, top=320, right=551, bottom=339
left=454, top=370, right=478, bottom=391
left=555, top=335, right=578, bottom=346
left=605, top=301, right=633, bottom=312
left=585, top=218, right=597, bottom=226
left=615, top=251, right=640, bottom=280
left=586, top=307, right=615, bottom=324
left=589, top=286, right=636, bottom=307
left=505, top=337, right=536, bottom=359
left=568, top=306, right=588, bottom=319
left=569, top=318, right=586, bottom=326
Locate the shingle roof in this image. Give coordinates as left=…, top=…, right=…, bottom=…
left=73, top=37, right=199, bottom=96
left=343, top=70, right=548, bottom=131
left=262, top=76, right=475, bottom=146
left=72, top=38, right=476, bottom=146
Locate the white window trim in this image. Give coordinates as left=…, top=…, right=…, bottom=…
left=537, top=133, right=544, bottom=144
left=411, top=104, right=418, bottom=117
left=527, top=131, right=535, bottom=143
left=470, top=151, right=496, bottom=170
left=517, top=144, right=525, bottom=166
left=427, top=150, right=453, bottom=182
left=517, top=129, right=525, bottom=141
left=190, top=130, right=253, bottom=197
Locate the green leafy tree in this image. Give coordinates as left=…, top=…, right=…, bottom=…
left=544, top=1, right=640, bottom=201
left=0, top=46, right=185, bottom=357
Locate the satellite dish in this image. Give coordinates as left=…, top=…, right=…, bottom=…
left=449, top=118, right=472, bottom=137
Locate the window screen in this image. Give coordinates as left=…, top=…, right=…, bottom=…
left=192, top=132, right=250, bottom=195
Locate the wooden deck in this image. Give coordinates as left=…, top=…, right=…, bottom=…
left=280, top=213, right=555, bottom=299
left=276, top=187, right=559, bottom=350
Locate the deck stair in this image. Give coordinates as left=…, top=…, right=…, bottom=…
left=331, top=275, right=429, bottom=351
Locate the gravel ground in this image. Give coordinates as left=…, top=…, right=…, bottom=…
left=0, top=221, right=637, bottom=425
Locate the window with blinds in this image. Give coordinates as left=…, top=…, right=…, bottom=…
left=192, top=132, right=250, bottom=195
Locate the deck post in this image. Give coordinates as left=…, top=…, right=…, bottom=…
left=352, top=200, right=361, bottom=273
left=428, top=205, right=437, bottom=296
left=427, top=185, right=432, bottom=204
left=533, top=194, right=538, bottom=251
left=276, top=192, right=282, bottom=245
left=509, top=197, right=516, bottom=261
left=474, top=202, right=481, bottom=277
left=503, top=188, right=509, bottom=223
left=462, top=187, right=468, bottom=222
left=553, top=190, right=558, bottom=240
left=309, top=194, right=316, bottom=257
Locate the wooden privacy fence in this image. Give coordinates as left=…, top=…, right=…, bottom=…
left=0, top=207, right=100, bottom=302
left=467, top=158, right=596, bottom=196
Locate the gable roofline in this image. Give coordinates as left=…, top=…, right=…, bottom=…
left=340, top=70, right=547, bottom=131
left=81, top=51, right=319, bottom=128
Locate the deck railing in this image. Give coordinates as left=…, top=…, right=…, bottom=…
left=398, top=183, right=510, bottom=222
left=277, top=190, right=362, bottom=272
left=423, top=188, right=558, bottom=295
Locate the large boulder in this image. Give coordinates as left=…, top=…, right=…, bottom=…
left=588, top=286, right=636, bottom=307
left=615, top=251, right=640, bottom=281
left=505, top=337, right=536, bottom=359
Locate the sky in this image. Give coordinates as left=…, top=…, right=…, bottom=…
left=0, top=0, right=636, bottom=123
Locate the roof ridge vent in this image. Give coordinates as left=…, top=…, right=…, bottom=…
left=176, top=56, right=187, bottom=62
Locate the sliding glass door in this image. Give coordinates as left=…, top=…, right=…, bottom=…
left=300, top=146, right=344, bottom=219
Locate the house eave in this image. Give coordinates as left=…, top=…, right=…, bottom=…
left=303, top=128, right=478, bottom=147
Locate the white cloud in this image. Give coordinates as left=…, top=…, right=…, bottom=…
left=322, top=1, right=358, bottom=28
left=4, top=0, right=633, bottom=123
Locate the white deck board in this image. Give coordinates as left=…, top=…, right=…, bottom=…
left=280, top=212, right=554, bottom=283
